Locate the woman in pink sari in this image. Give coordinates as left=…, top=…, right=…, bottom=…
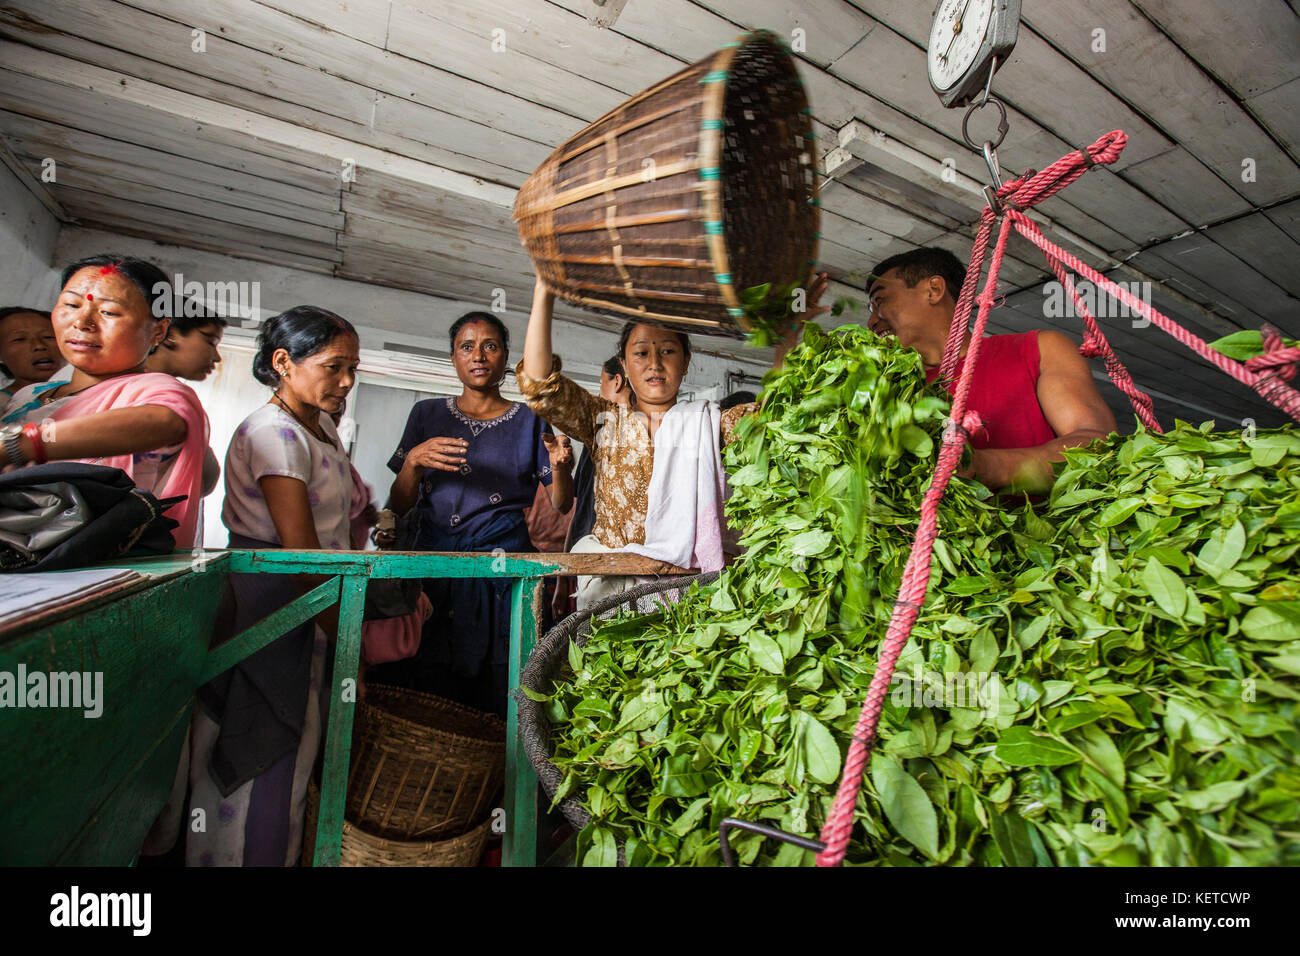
left=1, top=255, right=209, bottom=549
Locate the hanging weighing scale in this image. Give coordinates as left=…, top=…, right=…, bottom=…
left=927, top=0, right=1021, bottom=107
left=927, top=0, right=1022, bottom=207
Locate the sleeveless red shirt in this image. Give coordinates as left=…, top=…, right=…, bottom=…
left=924, top=331, right=1057, bottom=450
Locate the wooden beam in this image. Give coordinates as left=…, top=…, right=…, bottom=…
left=224, top=548, right=694, bottom=577
left=583, top=0, right=634, bottom=29
left=1118, top=147, right=1251, bottom=227
left=1206, top=212, right=1300, bottom=298
left=0, top=40, right=517, bottom=207
left=53, top=185, right=341, bottom=261
left=0, top=134, right=69, bottom=222
left=1020, top=0, right=1297, bottom=204
left=1136, top=236, right=1298, bottom=334
left=0, top=0, right=375, bottom=126
left=384, top=0, right=653, bottom=115
left=0, top=73, right=342, bottom=188
left=47, top=172, right=338, bottom=245
left=0, top=110, right=340, bottom=213
left=1244, top=76, right=1300, bottom=165
left=692, top=0, right=878, bottom=68
left=1130, top=0, right=1300, bottom=104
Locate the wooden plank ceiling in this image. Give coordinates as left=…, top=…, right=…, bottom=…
left=0, top=0, right=1296, bottom=428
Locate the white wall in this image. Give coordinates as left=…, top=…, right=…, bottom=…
left=0, top=160, right=61, bottom=312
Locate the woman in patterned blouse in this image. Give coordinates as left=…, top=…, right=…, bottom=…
left=518, top=272, right=827, bottom=607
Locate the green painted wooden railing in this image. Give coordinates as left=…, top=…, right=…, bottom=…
left=0, top=548, right=687, bottom=867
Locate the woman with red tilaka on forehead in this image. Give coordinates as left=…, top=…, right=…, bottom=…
left=0, top=254, right=209, bottom=549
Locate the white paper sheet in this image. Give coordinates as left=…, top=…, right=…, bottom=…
left=0, top=568, right=144, bottom=629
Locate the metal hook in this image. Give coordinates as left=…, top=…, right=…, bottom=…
left=982, top=141, right=1004, bottom=191
left=718, top=818, right=827, bottom=866
left=962, top=95, right=1009, bottom=153
left=962, top=55, right=1010, bottom=216
left=974, top=56, right=999, bottom=109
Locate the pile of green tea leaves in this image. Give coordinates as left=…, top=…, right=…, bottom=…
left=538, top=324, right=1300, bottom=866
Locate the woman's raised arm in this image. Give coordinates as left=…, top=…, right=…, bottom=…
left=523, top=278, right=556, bottom=382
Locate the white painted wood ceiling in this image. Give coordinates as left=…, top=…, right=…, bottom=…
left=0, top=0, right=1296, bottom=428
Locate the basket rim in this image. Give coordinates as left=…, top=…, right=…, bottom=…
left=359, top=685, right=507, bottom=748
left=712, top=30, right=818, bottom=323
left=309, top=779, right=496, bottom=851
left=511, top=29, right=785, bottom=217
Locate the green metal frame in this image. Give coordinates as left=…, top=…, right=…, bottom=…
left=2, top=547, right=684, bottom=867
left=219, top=549, right=560, bottom=867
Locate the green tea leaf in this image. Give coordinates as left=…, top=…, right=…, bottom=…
left=1194, top=521, right=1246, bottom=579
left=747, top=632, right=786, bottom=673
left=990, top=809, right=1037, bottom=866
left=871, top=754, right=939, bottom=859
left=1096, top=497, right=1144, bottom=527
left=799, top=712, right=842, bottom=785
left=995, top=727, right=1083, bottom=767
left=1142, top=557, right=1188, bottom=618
left=1241, top=604, right=1300, bottom=641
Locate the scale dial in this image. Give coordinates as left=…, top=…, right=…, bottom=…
left=927, top=0, right=1021, bottom=108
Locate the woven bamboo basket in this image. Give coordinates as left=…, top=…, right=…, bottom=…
left=513, top=30, right=819, bottom=338
left=303, top=780, right=492, bottom=867
left=346, top=686, right=505, bottom=840
left=514, top=573, right=719, bottom=841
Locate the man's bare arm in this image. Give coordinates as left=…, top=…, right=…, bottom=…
left=970, top=330, right=1118, bottom=490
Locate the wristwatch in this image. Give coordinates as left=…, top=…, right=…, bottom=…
left=1, top=424, right=25, bottom=467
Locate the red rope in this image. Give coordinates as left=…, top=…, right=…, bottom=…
left=816, top=210, right=1017, bottom=866
left=1245, top=325, right=1299, bottom=382
left=939, top=207, right=996, bottom=382
left=1038, top=248, right=1162, bottom=431
left=814, top=127, right=1299, bottom=868
left=1008, top=213, right=1300, bottom=423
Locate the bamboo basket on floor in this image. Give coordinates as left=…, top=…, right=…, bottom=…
left=302, top=780, right=492, bottom=867
left=346, top=686, right=506, bottom=841
left=513, top=30, right=819, bottom=338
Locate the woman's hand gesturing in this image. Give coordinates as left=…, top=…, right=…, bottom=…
left=406, top=436, right=469, bottom=473
left=542, top=433, right=572, bottom=471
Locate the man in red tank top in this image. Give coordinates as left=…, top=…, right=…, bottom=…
left=866, top=248, right=1116, bottom=492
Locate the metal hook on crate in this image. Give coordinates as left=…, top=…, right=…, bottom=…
left=718, top=817, right=827, bottom=866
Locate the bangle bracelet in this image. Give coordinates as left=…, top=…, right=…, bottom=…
left=22, top=424, right=46, bottom=465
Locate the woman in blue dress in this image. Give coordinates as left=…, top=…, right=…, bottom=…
left=369, top=311, right=573, bottom=716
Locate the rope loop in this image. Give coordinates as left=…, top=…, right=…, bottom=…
left=1245, top=324, right=1299, bottom=382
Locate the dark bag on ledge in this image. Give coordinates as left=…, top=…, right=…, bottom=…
left=0, top=462, right=181, bottom=572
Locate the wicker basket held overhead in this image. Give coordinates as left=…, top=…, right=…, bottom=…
left=513, top=30, right=819, bottom=338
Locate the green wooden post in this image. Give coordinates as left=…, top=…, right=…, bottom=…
left=503, top=576, right=542, bottom=867
left=312, top=572, right=368, bottom=867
